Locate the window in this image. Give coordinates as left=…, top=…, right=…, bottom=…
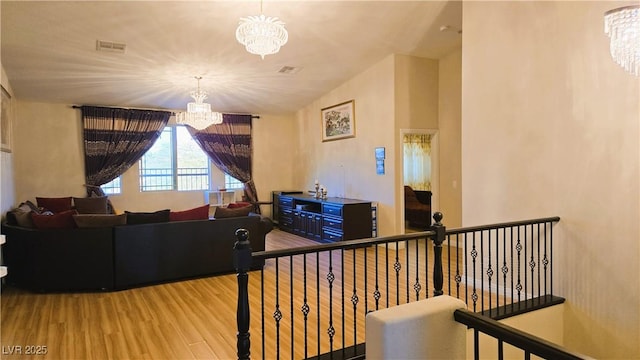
left=139, top=126, right=210, bottom=191
left=100, top=177, right=122, bottom=195
left=225, top=173, right=244, bottom=189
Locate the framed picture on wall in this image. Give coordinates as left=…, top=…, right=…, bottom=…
left=1, top=85, right=12, bottom=153
left=321, top=100, right=355, bottom=142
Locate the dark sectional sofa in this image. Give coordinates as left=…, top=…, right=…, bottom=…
left=1, top=215, right=272, bottom=292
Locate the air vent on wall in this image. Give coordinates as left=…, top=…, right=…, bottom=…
left=278, top=66, right=302, bottom=75
left=96, top=40, right=126, bottom=53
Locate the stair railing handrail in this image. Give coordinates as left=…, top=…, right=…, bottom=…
left=454, top=308, right=587, bottom=359
left=445, top=216, right=561, bottom=235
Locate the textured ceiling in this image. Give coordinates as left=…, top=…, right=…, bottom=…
left=1, top=1, right=462, bottom=115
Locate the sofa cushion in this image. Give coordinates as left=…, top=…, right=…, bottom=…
left=36, top=196, right=73, bottom=213
left=169, top=204, right=210, bottom=222
left=73, top=214, right=127, bottom=228
left=125, top=209, right=170, bottom=225
left=214, top=205, right=252, bottom=218
left=73, top=196, right=109, bottom=214
left=31, top=210, right=78, bottom=229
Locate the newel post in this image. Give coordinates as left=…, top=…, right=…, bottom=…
left=431, top=212, right=446, bottom=296
left=234, top=228, right=252, bottom=360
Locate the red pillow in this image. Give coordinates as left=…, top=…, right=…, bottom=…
left=169, top=204, right=210, bottom=221
left=228, top=202, right=251, bottom=209
left=31, top=210, right=78, bottom=229
left=36, top=197, right=73, bottom=213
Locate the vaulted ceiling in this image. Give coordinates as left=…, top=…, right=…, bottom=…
left=1, top=1, right=462, bottom=115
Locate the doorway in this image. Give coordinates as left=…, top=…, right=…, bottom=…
left=401, top=129, right=438, bottom=233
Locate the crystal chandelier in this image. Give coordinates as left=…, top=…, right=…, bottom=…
left=604, top=5, right=640, bottom=76
left=175, top=76, right=223, bottom=130
left=236, top=1, right=288, bottom=59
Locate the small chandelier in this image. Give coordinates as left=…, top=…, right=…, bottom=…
left=604, top=5, right=640, bottom=76
left=175, top=76, right=223, bottom=130
left=236, top=1, right=288, bottom=59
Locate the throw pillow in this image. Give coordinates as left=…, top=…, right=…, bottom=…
left=169, top=204, right=210, bottom=222
left=73, top=214, right=127, bottom=228
left=36, top=196, right=73, bottom=213
left=31, top=210, right=78, bottom=229
left=214, top=205, right=252, bottom=218
left=14, top=208, right=36, bottom=228
left=125, top=209, right=170, bottom=225
left=73, top=196, right=109, bottom=214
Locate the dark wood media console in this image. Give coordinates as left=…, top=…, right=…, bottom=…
left=274, top=193, right=372, bottom=243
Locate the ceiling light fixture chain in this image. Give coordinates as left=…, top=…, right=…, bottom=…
left=604, top=5, right=640, bottom=76
left=236, top=0, right=288, bottom=59
left=175, top=76, right=223, bottom=130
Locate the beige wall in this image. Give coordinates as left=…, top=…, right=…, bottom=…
left=462, top=1, right=640, bottom=358
left=295, top=54, right=398, bottom=236
left=293, top=54, right=444, bottom=236
left=394, top=55, right=440, bottom=230
left=9, top=100, right=297, bottom=216
left=438, top=48, right=462, bottom=228
left=13, top=102, right=86, bottom=202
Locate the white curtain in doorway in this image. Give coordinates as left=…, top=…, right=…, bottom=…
left=403, top=134, right=432, bottom=190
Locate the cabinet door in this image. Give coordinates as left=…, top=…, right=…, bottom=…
left=306, top=212, right=322, bottom=241
left=278, top=196, right=294, bottom=232
left=293, top=210, right=305, bottom=236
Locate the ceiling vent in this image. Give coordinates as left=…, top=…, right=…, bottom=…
left=278, top=66, right=302, bottom=75
left=96, top=40, right=126, bottom=53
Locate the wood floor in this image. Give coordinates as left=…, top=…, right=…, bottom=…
left=1, top=229, right=504, bottom=360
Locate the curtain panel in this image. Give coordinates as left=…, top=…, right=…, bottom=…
left=403, top=134, right=432, bottom=191
left=188, top=114, right=260, bottom=212
left=81, top=106, right=171, bottom=195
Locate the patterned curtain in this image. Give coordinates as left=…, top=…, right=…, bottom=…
left=188, top=114, right=260, bottom=213
left=403, top=133, right=432, bottom=191
left=81, top=106, right=171, bottom=194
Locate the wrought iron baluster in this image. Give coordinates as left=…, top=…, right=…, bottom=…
left=502, top=227, right=508, bottom=309
left=456, top=233, right=462, bottom=299
left=352, top=249, right=358, bottom=348
left=261, top=270, right=265, bottom=360
left=549, top=223, right=553, bottom=294
left=510, top=227, right=514, bottom=307
left=316, top=252, right=321, bottom=357
left=385, top=243, right=389, bottom=307
left=536, top=223, right=540, bottom=298
left=289, top=255, right=294, bottom=359
left=341, top=249, right=345, bottom=359
left=341, top=249, right=345, bottom=356
left=327, top=251, right=335, bottom=354
left=364, top=246, right=368, bottom=315
left=481, top=230, right=486, bottom=314
left=301, top=255, right=309, bottom=360
left=447, top=234, right=451, bottom=295
left=406, top=239, right=410, bottom=303
left=414, top=238, right=421, bottom=301
left=425, top=234, right=429, bottom=299
left=374, top=245, right=381, bottom=310
left=529, top=224, right=535, bottom=301
left=471, top=232, right=478, bottom=312
left=543, top=222, right=549, bottom=295
left=516, top=226, right=522, bottom=302
left=273, top=259, right=282, bottom=360
left=394, top=241, right=401, bottom=305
